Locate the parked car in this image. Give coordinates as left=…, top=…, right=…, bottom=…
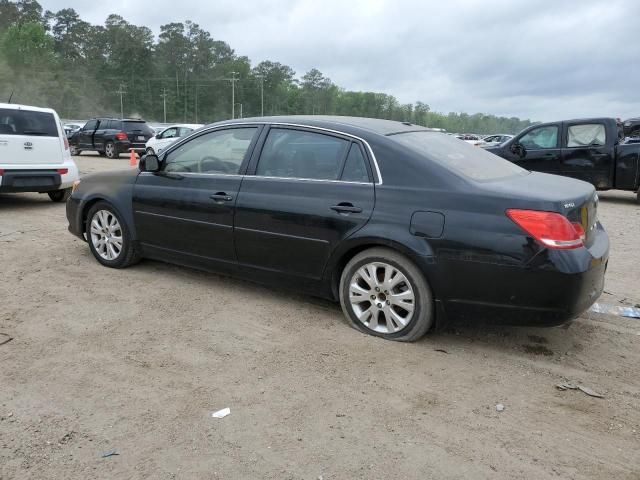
left=480, top=134, right=513, bottom=147
left=67, top=116, right=608, bottom=341
left=63, top=123, right=83, bottom=137
left=456, top=133, right=483, bottom=145
left=485, top=118, right=640, bottom=203
left=622, top=117, right=640, bottom=137
left=68, top=118, right=154, bottom=159
left=0, top=103, right=79, bottom=202
left=145, top=123, right=203, bottom=155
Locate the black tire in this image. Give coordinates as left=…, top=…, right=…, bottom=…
left=69, top=145, right=81, bottom=156
left=339, top=247, right=434, bottom=342
left=85, top=201, right=140, bottom=268
left=48, top=188, right=71, bottom=202
left=105, top=141, right=118, bottom=159
left=636, top=189, right=640, bottom=205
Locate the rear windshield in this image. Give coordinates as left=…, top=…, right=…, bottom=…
left=392, top=131, right=528, bottom=182
left=123, top=121, right=153, bottom=135
left=0, top=108, right=58, bottom=137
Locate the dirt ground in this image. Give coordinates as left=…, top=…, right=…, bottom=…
left=1, top=154, right=639, bottom=480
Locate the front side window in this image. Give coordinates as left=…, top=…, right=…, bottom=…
left=256, top=128, right=350, bottom=180
left=519, top=125, right=558, bottom=149
left=567, top=123, right=606, bottom=147
left=161, top=127, right=178, bottom=139
left=83, top=120, right=97, bottom=131
left=164, top=127, right=257, bottom=174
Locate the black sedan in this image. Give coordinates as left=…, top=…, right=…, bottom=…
left=67, top=116, right=609, bottom=342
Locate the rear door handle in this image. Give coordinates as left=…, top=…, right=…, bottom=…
left=330, top=203, right=362, bottom=214
left=210, top=192, right=233, bottom=202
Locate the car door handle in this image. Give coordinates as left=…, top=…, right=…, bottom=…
left=330, top=203, right=362, bottom=214
left=210, top=192, right=233, bottom=202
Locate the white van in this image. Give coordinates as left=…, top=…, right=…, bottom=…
left=0, top=103, right=79, bottom=202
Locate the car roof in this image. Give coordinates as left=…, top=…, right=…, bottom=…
left=0, top=103, right=57, bottom=114
left=213, top=115, right=434, bottom=137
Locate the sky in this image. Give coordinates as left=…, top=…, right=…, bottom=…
left=39, top=0, right=639, bottom=122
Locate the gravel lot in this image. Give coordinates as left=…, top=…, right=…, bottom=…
left=1, top=154, right=639, bottom=479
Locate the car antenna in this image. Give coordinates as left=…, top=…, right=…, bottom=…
left=7, top=90, right=14, bottom=103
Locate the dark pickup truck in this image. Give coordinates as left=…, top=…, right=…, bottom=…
left=69, top=118, right=154, bottom=159
left=485, top=118, right=640, bottom=203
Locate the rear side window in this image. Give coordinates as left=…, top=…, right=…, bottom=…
left=0, top=108, right=58, bottom=137
left=256, top=129, right=350, bottom=180
left=341, top=143, right=370, bottom=182
left=123, top=121, right=153, bottom=135
left=567, top=124, right=606, bottom=147
left=392, top=131, right=528, bottom=182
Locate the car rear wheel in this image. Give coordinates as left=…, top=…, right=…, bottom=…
left=48, top=188, right=71, bottom=202
left=105, top=141, right=118, bottom=159
left=86, top=202, right=140, bottom=268
left=339, top=247, right=434, bottom=342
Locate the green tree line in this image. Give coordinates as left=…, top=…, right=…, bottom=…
left=0, top=0, right=534, bottom=133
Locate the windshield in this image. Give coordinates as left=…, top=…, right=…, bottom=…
left=123, top=121, right=153, bottom=135
left=392, top=131, right=528, bottom=182
left=0, top=108, right=58, bottom=137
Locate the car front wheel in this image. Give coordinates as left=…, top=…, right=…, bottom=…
left=339, top=247, right=434, bottom=342
left=86, top=202, right=140, bottom=268
left=146, top=147, right=155, bottom=156
left=69, top=145, right=81, bottom=156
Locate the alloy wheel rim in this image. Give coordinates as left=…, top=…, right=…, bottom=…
left=106, top=144, right=114, bottom=156
left=348, top=262, right=415, bottom=334
left=90, top=210, right=123, bottom=261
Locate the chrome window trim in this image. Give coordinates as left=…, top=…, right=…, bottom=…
left=165, top=121, right=383, bottom=185
left=137, top=171, right=371, bottom=185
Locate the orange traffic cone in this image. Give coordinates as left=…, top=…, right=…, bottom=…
left=129, top=149, right=139, bottom=167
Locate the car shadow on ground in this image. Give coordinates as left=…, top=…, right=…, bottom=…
left=597, top=191, right=637, bottom=205
left=0, top=193, right=60, bottom=211
left=133, top=258, right=585, bottom=359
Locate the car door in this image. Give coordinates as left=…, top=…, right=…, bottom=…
left=234, top=126, right=375, bottom=280
left=560, top=121, right=612, bottom=185
left=132, top=125, right=261, bottom=269
left=93, top=119, right=111, bottom=152
left=78, top=120, right=98, bottom=149
left=510, top=124, right=561, bottom=173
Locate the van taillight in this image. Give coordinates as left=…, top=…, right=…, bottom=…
left=64, top=137, right=69, bottom=150
left=57, top=168, right=68, bottom=175
left=506, top=209, right=584, bottom=250
left=115, top=131, right=128, bottom=140
left=0, top=169, right=4, bottom=176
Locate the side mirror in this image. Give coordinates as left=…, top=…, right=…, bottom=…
left=140, top=154, right=160, bottom=172
left=510, top=142, right=527, bottom=158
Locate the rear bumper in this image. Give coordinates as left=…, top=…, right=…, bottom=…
left=423, top=225, right=609, bottom=327
left=116, top=140, right=147, bottom=154
left=0, top=165, right=78, bottom=193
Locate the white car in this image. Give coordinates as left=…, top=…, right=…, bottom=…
left=480, top=134, right=513, bottom=148
left=0, top=103, right=79, bottom=202
left=145, top=124, right=203, bottom=155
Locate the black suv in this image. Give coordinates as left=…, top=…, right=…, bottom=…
left=69, top=118, right=154, bottom=158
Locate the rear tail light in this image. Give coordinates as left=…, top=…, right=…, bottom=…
left=57, top=168, right=68, bottom=175
left=0, top=169, right=4, bottom=176
left=506, top=209, right=584, bottom=250
left=115, top=131, right=128, bottom=141
left=64, top=137, right=69, bottom=150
